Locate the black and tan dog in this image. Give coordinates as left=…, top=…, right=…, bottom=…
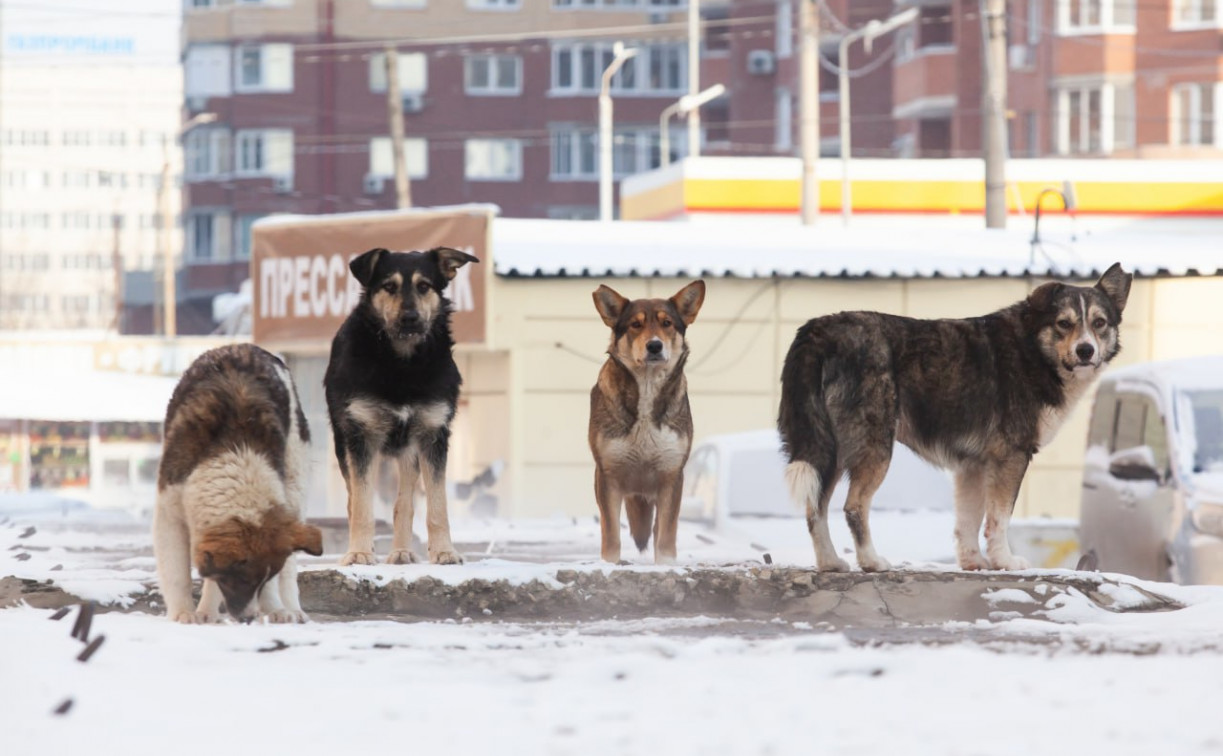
left=779, top=263, right=1132, bottom=573
left=324, top=246, right=478, bottom=566
left=589, top=281, right=705, bottom=564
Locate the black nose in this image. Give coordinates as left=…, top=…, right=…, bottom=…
left=1075, top=343, right=1095, bottom=362
left=646, top=339, right=663, bottom=355
left=401, top=310, right=421, bottom=325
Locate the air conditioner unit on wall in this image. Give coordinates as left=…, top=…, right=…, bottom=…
left=747, top=49, right=775, bottom=76
left=402, top=92, right=424, bottom=113
left=272, top=175, right=293, bottom=193
left=363, top=174, right=385, bottom=195
left=1008, top=44, right=1033, bottom=69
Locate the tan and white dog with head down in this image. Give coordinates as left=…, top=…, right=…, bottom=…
left=153, top=344, right=323, bottom=623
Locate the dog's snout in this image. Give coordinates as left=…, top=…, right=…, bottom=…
left=400, top=310, right=421, bottom=325
left=1075, top=343, right=1095, bottom=363
left=646, top=339, right=664, bottom=355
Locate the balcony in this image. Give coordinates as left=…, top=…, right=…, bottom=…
left=891, top=45, right=957, bottom=119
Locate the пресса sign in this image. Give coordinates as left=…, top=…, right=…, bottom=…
left=250, top=208, right=490, bottom=347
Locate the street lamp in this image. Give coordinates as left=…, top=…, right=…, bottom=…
left=599, top=42, right=638, bottom=222
left=660, top=83, right=726, bottom=169
left=838, top=7, right=918, bottom=226
left=159, top=111, right=216, bottom=337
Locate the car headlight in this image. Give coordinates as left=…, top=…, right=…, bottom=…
left=1192, top=503, right=1223, bottom=538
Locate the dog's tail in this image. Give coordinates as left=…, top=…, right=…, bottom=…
left=624, top=495, right=653, bottom=552
left=778, top=325, right=838, bottom=516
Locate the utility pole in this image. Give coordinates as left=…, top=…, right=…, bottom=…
left=981, top=0, right=1008, bottom=229
left=687, top=0, right=701, bottom=160
left=385, top=46, right=412, bottom=209
left=157, top=152, right=174, bottom=336
left=798, top=0, right=819, bottom=226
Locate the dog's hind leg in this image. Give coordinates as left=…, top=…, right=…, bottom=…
left=339, top=443, right=380, bottom=567
left=624, top=495, right=653, bottom=555
left=420, top=430, right=463, bottom=565
left=983, top=454, right=1031, bottom=571
left=953, top=465, right=990, bottom=570
left=595, top=466, right=624, bottom=564
left=653, top=474, right=683, bottom=565
left=787, top=461, right=850, bottom=572
left=844, top=453, right=893, bottom=572
left=387, top=453, right=421, bottom=565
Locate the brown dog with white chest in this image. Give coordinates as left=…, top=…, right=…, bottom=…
left=588, top=281, right=705, bottom=564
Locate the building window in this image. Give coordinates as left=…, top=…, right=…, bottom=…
left=187, top=211, right=232, bottom=262
left=550, top=125, right=681, bottom=180
left=234, top=129, right=294, bottom=176
left=368, top=137, right=429, bottom=178
left=369, top=51, right=428, bottom=93
left=1171, top=83, right=1219, bottom=146
left=464, top=139, right=523, bottom=181
left=234, top=214, right=266, bottom=262
left=1172, top=0, right=1219, bottom=26
left=551, top=42, right=686, bottom=95
left=775, top=0, right=793, bottom=58
left=1055, top=82, right=1134, bottom=155
left=186, top=0, right=218, bottom=8
left=1057, top=0, right=1136, bottom=33
left=465, top=54, right=522, bottom=95
left=185, top=128, right=232, bottom=179
left=774, top=88, right=793, bottom=151
left=467, top=0, right=520, bottom=8
left=234, top=43, right=294, bottom=93
left=185, top=44, right=233, bottom=98
left=370, top=0, right=426, bottom=6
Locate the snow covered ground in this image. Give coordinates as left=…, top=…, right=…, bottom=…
left=6, top=509, right=1223, bottom=755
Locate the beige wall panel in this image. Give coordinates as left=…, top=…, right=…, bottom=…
left=522, top=392, right=593, bottom=465
left=685, top=322, right=779, bottom=393
left=1151, top=278, right=1223, bottom=327
left=777, top=279, right=906, bottom=320
left=184, top=4, right=320, bottom=42
left=516, top=464, right=596, bottom=518
left=688, top=392, right=776, bottom=442
left=1017, top=467, right=1084, bottom=520
left=905, top=279, right=1031, bottom=319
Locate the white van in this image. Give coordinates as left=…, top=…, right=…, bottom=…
left=1079, top=356, right=1223, bottom=584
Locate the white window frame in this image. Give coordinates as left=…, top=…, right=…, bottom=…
left=550, top=124, right=683, bottom=181
left=369, top=51, right=429, bottom=94
left=236, top=0, right=293, bottom=6
left=234, top=129, right=294, bottom=177
left=1056, top=0, right=1136, bottom=35
left=466, top=0, right=521, bottom=9
left=234, top=43, right=294, bottom=93
left=1171, top=0, right=1222, bottom=28
left=185, top=128, right=232, bottom=179
left=1170, top=82, right=1221, bottom=146
left=1054, top=81, right=1134, bottom=155
left=368, top=137, right=429, bottom=179
left=551, top=41, right=687, bottom=96
left=464, top=138, right=523, bottom=181
left=370, top=0, right=426, bottom=6
left=186, top=210, right=233, bottom=263
left=464, top=54, right=523, bottom=96
left=185, top=0, right=218, bottom=9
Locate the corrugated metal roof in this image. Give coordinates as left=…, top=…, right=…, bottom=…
left=492, top=217, right=1223, bottom=280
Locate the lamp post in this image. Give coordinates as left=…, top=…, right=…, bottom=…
left=599, top=42, right=638, bottom=222
left=838, top=7, right=918, bottom=226
left=660, top=84, right=726, bottom=168
left=159, top=111, right=217, bottom=337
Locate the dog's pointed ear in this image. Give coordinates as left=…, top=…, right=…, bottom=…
left=289, top=523, right=324, bottom=557
left=1027, top=281, right=1062, bottom=313
left=670, top=280, right=706, bottom=326
left=431, top=247, right=480, bottom=281
left=593, top=285, right=629, bottom=328
left=350, top=248, right=387, bottom=287
left=1096, top=262, right=1132, bottom=313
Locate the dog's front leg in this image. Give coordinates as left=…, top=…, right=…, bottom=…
left=196, top=579, right=224, bottom=623
left=594, top=466, right=623, bottom=563
left=983, top=456, right=1031, bottom=571
left=387, top=453, right=421, bottom=565
left=420, top=432, right=463, bottom=565
left=953, top=465, right=991, bottom=570
left=153, top=489, right=202, bottom=623
left=276, top=555, right=309, bottom=622
left=653, top=473, right=682, bottom=565
left=339, top=447, right=380, bottom=566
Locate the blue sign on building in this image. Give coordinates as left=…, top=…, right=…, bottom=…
left=5, top=35, right=137, bottom=55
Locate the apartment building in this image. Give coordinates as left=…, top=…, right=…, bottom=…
left=0, top=1, right=183, bottom=332
left=176, top=0, right=742, bottom=331
left=890, top=0, right=1223, bottom=158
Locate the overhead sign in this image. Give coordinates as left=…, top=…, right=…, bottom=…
left=251, top=208, right=491, bottom=347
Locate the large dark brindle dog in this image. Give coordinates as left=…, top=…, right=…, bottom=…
left=779, top=263, right=1132, bottom=573
left=325, top=246, right=478, bottom=566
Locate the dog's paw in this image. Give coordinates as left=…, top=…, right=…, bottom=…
left=858, top=555, right=892, bottom=572
left=429, top=548, right=464, bottom=565
left=263, top=609, right=308, bottom=624
left=169, top=610, right=201, bottom=624
left=817, top=556, right=852, bottom=573
left=339, top=551, right=378, bottom=566
left=386, top=549, right=418, bottom=565
left=992, top=554, right=1030, bottom=571
left=654, top=554, right=677, bottom=566
left=958, top=552, right=992, bottom=571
